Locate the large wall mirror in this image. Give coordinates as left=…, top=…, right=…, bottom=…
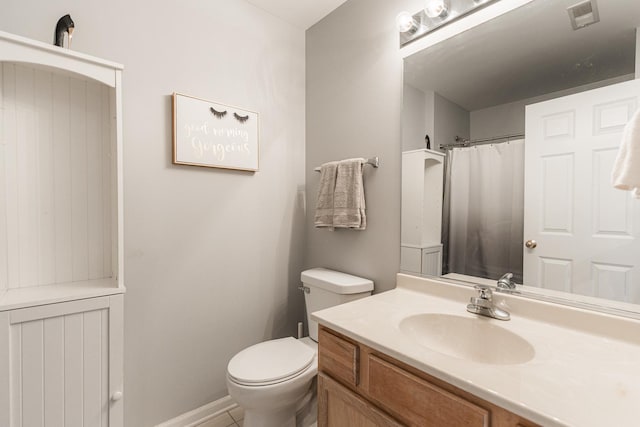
left=401, top=0, right=640, bottom=317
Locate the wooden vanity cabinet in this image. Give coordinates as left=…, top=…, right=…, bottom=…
left=318, top=325, right=538, bottom=427
left=318, top=374, right=404, bottom=427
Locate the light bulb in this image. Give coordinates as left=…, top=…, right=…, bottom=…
left=396, top=11, right=417, bottom=33
left=425, top=0, right=449, bottom=18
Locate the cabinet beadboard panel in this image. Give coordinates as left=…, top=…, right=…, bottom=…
left=0, top=296, right=122, bottom=427
left=0, top=62, right=115, bottom=291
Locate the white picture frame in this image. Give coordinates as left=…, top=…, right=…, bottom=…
left=172, top=92, right=259, bottom=171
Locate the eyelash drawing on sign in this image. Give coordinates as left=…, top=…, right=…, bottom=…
left=233, top=112, right=249, bottom=124
left=210, top=107, right=227, bottom=119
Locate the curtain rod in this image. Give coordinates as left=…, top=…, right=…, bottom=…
left=314, top=157, right=379, bottom=172
left=440, top=133, right=525, bottom=149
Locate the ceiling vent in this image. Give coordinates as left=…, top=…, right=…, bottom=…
left=567, top=0, right=600, bottom=30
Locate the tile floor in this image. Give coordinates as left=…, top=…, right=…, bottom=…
left=196, top=405, right=244, bottom=427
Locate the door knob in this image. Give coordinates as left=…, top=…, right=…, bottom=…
left=111, top=391, right=123, bottom=402
left=525, top=240, right=537, bottom=249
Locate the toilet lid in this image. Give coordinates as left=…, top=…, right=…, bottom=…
left=227, top=337, right=316, bottom=386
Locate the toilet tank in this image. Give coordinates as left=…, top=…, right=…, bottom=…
left=301, top=268, right=374, bottom=341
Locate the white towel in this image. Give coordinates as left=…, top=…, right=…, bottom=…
left=314, top=161, right=339, bottom=229
left=333, top=158, right=367, bottom=230
left=612, top=109, right=640, bottom=198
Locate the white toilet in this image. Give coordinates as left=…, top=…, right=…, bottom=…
left=226, top=268, right=373, bottom=427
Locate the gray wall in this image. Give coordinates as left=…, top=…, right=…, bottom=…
left=0, top=1, right=306, bottom=425
left=470, top=75, right=635, bottom=139
left=306, top=0, right=423, bottom=293
left=402, top=84, right=429, bottom=151
left=470, top=100, right=526, bottom=140
left=434, top=93, right=470, bottom=150
left=402, top=85, right=469, bottom=152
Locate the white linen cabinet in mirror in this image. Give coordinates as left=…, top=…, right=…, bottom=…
left=0, top=30, right=124, bottom=427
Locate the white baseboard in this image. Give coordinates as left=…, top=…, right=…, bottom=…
left=155, top=395, right=237, bottom=427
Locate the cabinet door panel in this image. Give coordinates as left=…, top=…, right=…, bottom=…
left=318, top=327, right=359, bottom=387
left=368, top=355, right=489, bottom=427
left=0, top=312, right=10, bottom=427
left=65, top=312, right=85, bottom=427
left=44, top=316, right=65, bottom=427
left=22, top=320, right=45, bottom=426
left=1, top=297, right=115, bottom=427
left=83, top=309, right=106, bottom=427
left=108, top=294, right=124, bottom=427
left=318, top=373, right=403, bottom=427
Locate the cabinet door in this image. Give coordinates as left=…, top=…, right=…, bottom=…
left=367, top=354, right=489, bottom=427
left=318, top=373, right=403, bottom=427
left=318, top=327, right=360, bottom=387
left=0, top=295, right=123, bottom=427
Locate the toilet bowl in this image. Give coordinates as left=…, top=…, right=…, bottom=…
left=226, top=268, right=373, bottom=427
left=226, top=337, right=317, bottom=427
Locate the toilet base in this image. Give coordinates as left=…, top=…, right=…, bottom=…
left=226, top=337, right=319, bottom=427
left=240, top=382, right=317, bottom=427
left=295, top=382, right=318, bottom=427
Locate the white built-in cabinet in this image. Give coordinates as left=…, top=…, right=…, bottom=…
left=401, top=149, right=445, bottom=276
left=0, top=295, right=124, bottom=427
left=0, top=31, right=124, bottom=426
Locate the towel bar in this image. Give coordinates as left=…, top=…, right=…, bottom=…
left=314, top=157, right=379, bottom=172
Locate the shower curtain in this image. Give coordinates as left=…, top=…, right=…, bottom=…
left=443, top=140, right=525, bottom=282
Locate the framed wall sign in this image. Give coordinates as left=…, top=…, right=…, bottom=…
left=172, top=92, right=259, bottom=171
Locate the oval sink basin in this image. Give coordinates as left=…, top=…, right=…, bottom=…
left=399, top=313, right=535, bottom=365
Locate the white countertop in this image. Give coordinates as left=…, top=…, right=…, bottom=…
left=311, top=274, right=640, bottom=427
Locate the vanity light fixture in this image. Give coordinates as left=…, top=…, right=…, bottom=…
left=396, top=11, right=419, bottom=33
left=425, top=0, right=450, bottom=19
left=398, top=0, right=499, bottom=47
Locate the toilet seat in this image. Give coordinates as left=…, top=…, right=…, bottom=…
left=227, top=337, right=316, bottom=386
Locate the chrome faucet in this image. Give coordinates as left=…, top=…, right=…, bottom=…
left=496, top=272, right=516, bottom=290
left=466, top=286, right=510, bottom=321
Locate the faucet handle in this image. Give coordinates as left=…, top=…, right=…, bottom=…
left=474, top=285, right=493, bottom=300
left=468, top=286, right=511, bottom=321
left=499, top=272, right=513, bottom=281
left=497, top=272, right=517, bottom=290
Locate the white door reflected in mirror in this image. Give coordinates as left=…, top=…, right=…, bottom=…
left=523, top=79, right=640, bottom=303
left=400, top=0, right=640, bottom=317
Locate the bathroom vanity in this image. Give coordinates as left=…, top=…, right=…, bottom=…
left=313, top=274, right=640, bottom=427
left=0, top=31, right=125, bottom=426
left=318, top=326, right=535, bottom=426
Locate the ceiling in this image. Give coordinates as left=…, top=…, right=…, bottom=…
left=404, top=0, right=640, bottom=111
left=245, top=0, right=349, bottom=29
